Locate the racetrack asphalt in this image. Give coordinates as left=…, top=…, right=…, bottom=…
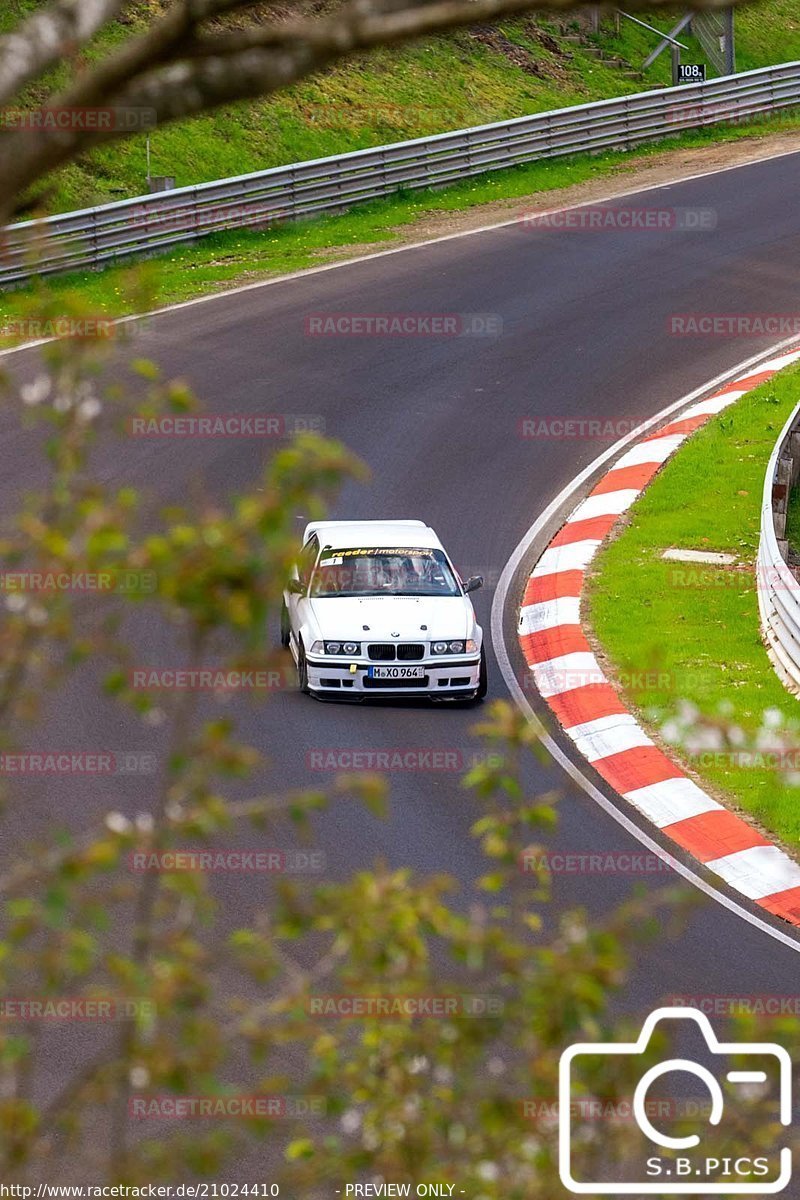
left=4, top=147, right=800, bottom=1115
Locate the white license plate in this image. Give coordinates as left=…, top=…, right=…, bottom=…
left=368, top=665, right=425, bottom=679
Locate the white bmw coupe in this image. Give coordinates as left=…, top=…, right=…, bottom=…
left=281, top=519, right=486, bottom=701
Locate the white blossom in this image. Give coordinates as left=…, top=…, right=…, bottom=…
left=21, top=374, right=51, bottom=406
left=105, top=811, right=132, bottom=834
left=477, top=1162, right=499, bottom=1182
left=340, top=1108, right=362, bottom=1134
left=26, top=604, right=48, bottom=626
left=77, top=397, right=102, bottom=423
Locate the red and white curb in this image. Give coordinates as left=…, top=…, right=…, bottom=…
left=518, top=346, right=800, bottom=926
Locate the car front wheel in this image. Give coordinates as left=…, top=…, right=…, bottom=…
left=280, top=601, right=291, bottom=649
left=297, top=640, right=310, bottom=694
left=473, top=645, right=488, bottom=702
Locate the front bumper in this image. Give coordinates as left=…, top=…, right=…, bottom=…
left=306, top=656, right=481, bottom=697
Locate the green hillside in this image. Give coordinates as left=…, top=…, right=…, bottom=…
left=3, top=1, right=798, bottom=216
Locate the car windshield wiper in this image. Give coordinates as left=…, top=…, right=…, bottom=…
left=312, top=590, right=454, bottom=598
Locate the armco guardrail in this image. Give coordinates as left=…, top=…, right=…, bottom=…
left=758, top=397, right=800, bottom=693
left=4, top=60, right=800, bottom=286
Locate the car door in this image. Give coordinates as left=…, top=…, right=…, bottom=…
left=288, top=534, right=319, bottom=640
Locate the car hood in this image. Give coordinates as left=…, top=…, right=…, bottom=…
left=308, top=595, right=472, bottom=641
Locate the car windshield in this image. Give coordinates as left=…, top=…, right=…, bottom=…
left=310, top=547, right=461, bottom=597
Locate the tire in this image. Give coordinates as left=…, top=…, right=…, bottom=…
left=297, top=640, right=310, bottom=695
left=280, top=601, right=291, bottom=649
left=473, top=645, right=488, bottom=703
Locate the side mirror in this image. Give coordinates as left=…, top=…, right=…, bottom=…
left=464, top=575, right=483, bottom=594
left=287, top=578, right=305, bottom=595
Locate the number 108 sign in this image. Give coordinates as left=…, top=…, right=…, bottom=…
left=678, top=63, right=707, bottom=83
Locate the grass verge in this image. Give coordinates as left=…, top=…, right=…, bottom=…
left=587, top=362, right=800, bottom=851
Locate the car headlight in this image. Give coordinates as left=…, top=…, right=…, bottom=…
left=317, top=640, right=361, bottom=655
left=430, top=639, right=478, bottom=655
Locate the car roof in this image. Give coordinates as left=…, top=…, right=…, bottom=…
left=304, top=520, right=443, bottom=551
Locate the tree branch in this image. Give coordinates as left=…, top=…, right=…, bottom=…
left=0, top=0, right=757, bottom=219
left=0, top=0, right=129, bottom=108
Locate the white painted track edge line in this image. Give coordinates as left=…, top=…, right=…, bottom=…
left=492, top=334, right=800, bottom=953
left=4, top=142, right=800, bottom=360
